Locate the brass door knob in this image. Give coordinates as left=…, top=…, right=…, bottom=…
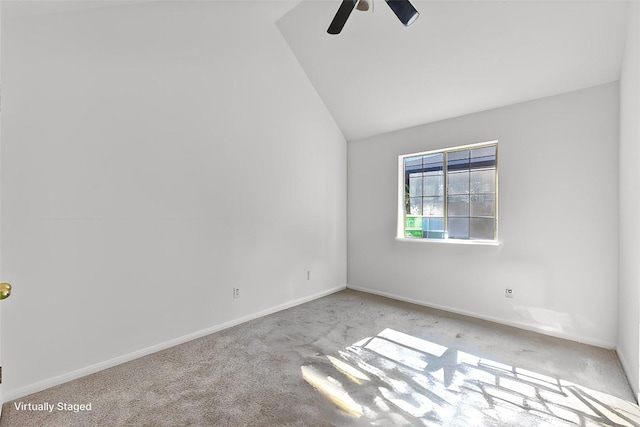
left=0, top=283, right=11, bottom=300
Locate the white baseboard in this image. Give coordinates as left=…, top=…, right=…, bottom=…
left=346, top=284, right=616, bottom=350
left=617, top=346, right=640, bottom=403
left=3, top=285, right=347, bottom=402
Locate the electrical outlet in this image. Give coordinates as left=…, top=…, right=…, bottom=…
left=233, top=288, right=240, bottom=299
left=505, top=288, right=513, bottom=298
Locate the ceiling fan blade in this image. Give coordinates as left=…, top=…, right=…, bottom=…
left=384, top=0, right=419, bottom=26
left=328, top=0, right=358, bottom=35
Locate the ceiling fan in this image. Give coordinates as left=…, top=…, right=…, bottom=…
left=327, top=0, right=419, bottom=35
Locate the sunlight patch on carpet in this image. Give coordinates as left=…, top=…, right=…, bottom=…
left=301, top=328, right=640, bottom=426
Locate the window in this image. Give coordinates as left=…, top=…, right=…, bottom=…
left=399, top=141, right=498, bottom=241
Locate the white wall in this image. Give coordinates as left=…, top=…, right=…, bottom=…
left=618, top=1, right=640, bottom=401
left=0, top=1, right=347, bottom=399
left=348, top=83, right=619, bottom=348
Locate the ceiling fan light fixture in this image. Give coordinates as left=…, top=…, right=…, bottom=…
left=356, top=0, right=370, bottom=12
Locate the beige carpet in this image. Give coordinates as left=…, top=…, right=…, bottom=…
left=1, top=289, right=638, bottom=426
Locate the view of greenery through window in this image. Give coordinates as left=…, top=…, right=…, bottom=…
left=402, top=143, right=497, bottom=241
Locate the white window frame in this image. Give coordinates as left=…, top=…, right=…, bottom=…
left=397, top=140, right=499, bottom=245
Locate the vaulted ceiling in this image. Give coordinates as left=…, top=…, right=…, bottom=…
left=277, top=0, right=629, bottom=140
left=3, top=0, right=630, bottom=142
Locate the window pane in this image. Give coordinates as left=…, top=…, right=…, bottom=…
left=447, top=195, right=469, bottom=217
left=470, top=146, right=496, bottom=169
left=447, top=150, right=470, bottom=171
left=405, top=216, right=422, bottom=230
left=429, top=217, right=444, bottom=231
left=404, top=156, right=422, bottom=174
left=422, top=218, right=444, bottom=239
left=448, top=150, right=470, bottom=160
left=423, top=217, right=444, bottom=232
left=423, top=174, right=443, bottom=196
left=471, top=146, right=496, bottom=158
left=405, top=215, right=422, bottom=238
left=423, top=153, right=443, bottom=165
left=470, top=194, right=495, bottom=217
left=470, top=169, right=495, bottom=194
left=409, top=197, right=422, bottom=215
left=423, top=155, right=443, bottom=175
left=423, top=197, right=444, bottom=217
left=409, top=175, right=423, bottom=196
left=448, top=171, right=469, bottom=195
left=470, top=218, right=495, bottom=240
left=448, top=218, right=469, bottom=239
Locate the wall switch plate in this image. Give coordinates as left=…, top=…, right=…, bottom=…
left=505, top=288, right=513, bottom=298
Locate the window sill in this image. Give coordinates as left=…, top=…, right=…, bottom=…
left=395, top=237, right=501, bottom=246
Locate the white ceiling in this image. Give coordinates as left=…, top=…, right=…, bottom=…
left=0, top=0, right=145, bottom=19
left=277, top=0, right=629, bottom=140
left=2, top=0, right=629, bottom=142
